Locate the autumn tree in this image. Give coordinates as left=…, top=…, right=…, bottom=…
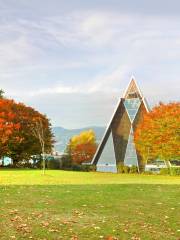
left=134, top=102, right=180, bottom=167
left=0, top=99, right=21, bottom=159
left=9, top=102, right=54, bottom=166
left=68, top=130, right=97, bottom=164
left=0, top=98, right=54, bottom=166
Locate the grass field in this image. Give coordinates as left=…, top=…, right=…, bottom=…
left=0, top=170, right=180, bottom=240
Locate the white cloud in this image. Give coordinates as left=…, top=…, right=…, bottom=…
left=0, top=37, right=41, bottom=67
left=0, top=3, right=180, bottom=127
left=14, top=63, right=135, bottom=97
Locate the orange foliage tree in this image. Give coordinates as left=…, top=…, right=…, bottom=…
left=0, top=98, right=54, bottom=165
left=68, top=130, right=97, bottom=164
left=0, top=99, right=21, bottom=158
left=10, top=102, right=53, bottom=165
left=134, top=102, right=180, bottom=166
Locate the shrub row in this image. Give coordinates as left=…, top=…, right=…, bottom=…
left=160, top=167, right=180, bottom=176
left=71, top=164, right=96, bottom=172
left=117, top=164, right=139, bottom=174
left=46, top=157, right=97, bottom=172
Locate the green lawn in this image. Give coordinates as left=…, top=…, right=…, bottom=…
left=0, top=170, right=180, bottom=240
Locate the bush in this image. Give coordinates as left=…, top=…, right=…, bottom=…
left=71, top=164, right=82, bottom=171
left=160, top=167, right=180, bottom=176
left=34, top=160, right=41, bottom=169
left=139, top=165, right=145, bottom=173
left=47, top=159, right=61, bottom=169
left=170, top=167, right=180, bottom=176
left=117, top=164, right=124, bottom=173
left=72, top=164, right=96, bottom=172
left=34, top=159, right=47, bottom=169
left=117, top=164, right=131, bottom=174
left=86, top=164, right=96, bottom=172
left=129, top=165, right=138, bottom=173
left=15, top=161, right=35, bottom=169
left=61, top=154, right=72, bottom=169
left=123, top=165, right=130, bottom=173
left=160, top=168, right=170, bottom=175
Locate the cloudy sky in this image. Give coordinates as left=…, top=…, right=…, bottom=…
left=0, top=0, right=179, bottom=128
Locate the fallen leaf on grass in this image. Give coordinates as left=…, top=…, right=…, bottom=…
left=9, top=209, right=18, bottom=215
left=105, top=236, right=118, bottom=240
left=94, top=226, right=101, bottom=230
left=11, top=215, right=22, bottom=222
left=72, top=210, right=84, bottom=218
left=10, top=236, right=16, bottom=239
left=131, top=236, right=141, bottom=240
left=41, top=221, right=50, bottom=227
left=61, top=220, right=72, bottom=225
left=48, top=228, right=59, bottom=232
left=71, top=235, right=78, bottom=240
left=31, top=212, right=43, bottom=218
left=105, top=236, right=113, bottom=240
left=16, top=223, right=32, bottom=234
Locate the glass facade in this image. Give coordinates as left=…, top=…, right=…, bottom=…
left=92, top=79, right=149, bottom=172
left=124, top=127, right=138, bottom=166
left=123, top=98, right=141, bottom=122
left=96, top=131, right=117, bottom=172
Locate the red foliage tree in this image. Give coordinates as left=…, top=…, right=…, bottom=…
left=71, top=143, right=97, bottom=164
left=0, top=98, right=54, bottom=165
left=0, top=99, right=21, bottom=158
left=69, top=130, right=97, bottom=164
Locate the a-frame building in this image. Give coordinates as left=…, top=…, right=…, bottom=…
left=92, top=77, right=150, bottom=173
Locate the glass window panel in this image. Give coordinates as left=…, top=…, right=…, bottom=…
left=96, top=131, right=117, bottom=173
left=124, top=128, right=138, bottom=166
left=124, top=98, right=141, bottom=122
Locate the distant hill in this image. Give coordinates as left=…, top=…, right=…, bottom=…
left=52, top=126, right=105, bottom=153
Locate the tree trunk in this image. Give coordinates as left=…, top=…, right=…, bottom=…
left=164, top=160, right=172, bottom=175
left=42, top=145, right=45, bottom=175
left=164, top=160, right=171, bottom=168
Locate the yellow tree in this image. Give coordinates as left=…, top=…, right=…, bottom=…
left=69, top=130, right=97, bottom=164
left=134, top=102, right=180, bottom=167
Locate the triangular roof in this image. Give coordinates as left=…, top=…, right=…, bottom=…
left=91, top=77, right=150, bottom=165
left=123, top=77, right=143, bottom=99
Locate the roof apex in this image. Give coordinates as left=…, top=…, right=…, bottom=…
left=123, top=76, right=143, bottom=99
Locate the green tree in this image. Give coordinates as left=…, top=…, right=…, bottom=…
left=0, top=89, right=4, bottom=99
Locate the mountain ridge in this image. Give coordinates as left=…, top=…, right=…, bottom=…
left=52, top=126, right=105, bottom=153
